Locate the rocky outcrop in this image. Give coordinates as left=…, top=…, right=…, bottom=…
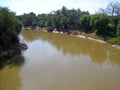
left=19, top=37, right=28, bottom=50
left=19, top=43, right=28, bottom=50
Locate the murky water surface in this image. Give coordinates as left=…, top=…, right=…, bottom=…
left=0, top=30, right=120, bottom=90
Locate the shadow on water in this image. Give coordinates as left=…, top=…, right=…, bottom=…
left=0, top=56, right=25, bottom=90
left=0, top=55, right=25, bottom=70
left=22, top=30, right=120, bottom=66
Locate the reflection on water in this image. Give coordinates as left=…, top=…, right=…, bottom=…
left=0, top=56, right=25, bottom=70
left=0, top=56, right=24, bottom=90
left=22, top=30, right=120, bottom=65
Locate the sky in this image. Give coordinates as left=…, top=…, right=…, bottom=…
left=0, top=0, right=119, bottom=15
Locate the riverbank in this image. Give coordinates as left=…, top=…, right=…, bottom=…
left=75, top=35, right=106, bottom=43
left=76, top=34, right=120, bottom=50
left=0, top=38, right=28, bottom=60
left=24, top=29, right=120, bottom=50
left=51, top=30, right=120, bottom=50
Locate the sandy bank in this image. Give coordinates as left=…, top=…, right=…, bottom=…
left=75, top=35, right=120, bottom=50
left=75, top=35, right=106, bottom=43
left=52, top=30, right=120, bottom=50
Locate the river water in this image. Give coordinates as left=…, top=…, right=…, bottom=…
left=0, top=30, right=120, bottom=90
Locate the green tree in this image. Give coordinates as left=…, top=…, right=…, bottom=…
left=17, top=12, right=37, bottom=27
left=90, top=14, right=110, bottom=37
left=107, top=23, right=116, bottom=37
left=79, top=14, right=91, bottom=33
left=0, top=7, right=22, bottom=51
left=38, top=20, right=45, bottom=28
left=61, top=6, right=68, bottom=16
left=116, top=22, right=120, bottom=37
left=95, top=14, right=109, bottom=37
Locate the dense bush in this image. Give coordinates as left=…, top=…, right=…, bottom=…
left=0, top=7, right=22, bottom=51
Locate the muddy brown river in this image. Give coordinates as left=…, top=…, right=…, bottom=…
left=0, top=30, right=120, bottom=90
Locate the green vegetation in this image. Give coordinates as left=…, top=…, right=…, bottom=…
left=0, top=7, right=22, bottom=59
left=107, top=37, right=120, bottom=44
left=17, top=1, right=120, bottom=44
left=117, top=22, right=120, bottom=37
left=79, top=14, right=91, bottom=33
left=17, top=12, right=37, bottom=27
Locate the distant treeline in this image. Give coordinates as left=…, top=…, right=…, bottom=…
left=17, top=1, right=120, bottom=44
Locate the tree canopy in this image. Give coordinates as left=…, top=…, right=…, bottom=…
left=0, top=7, right=22, bottom=51
left=17, top=2, right=120, bottom=44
